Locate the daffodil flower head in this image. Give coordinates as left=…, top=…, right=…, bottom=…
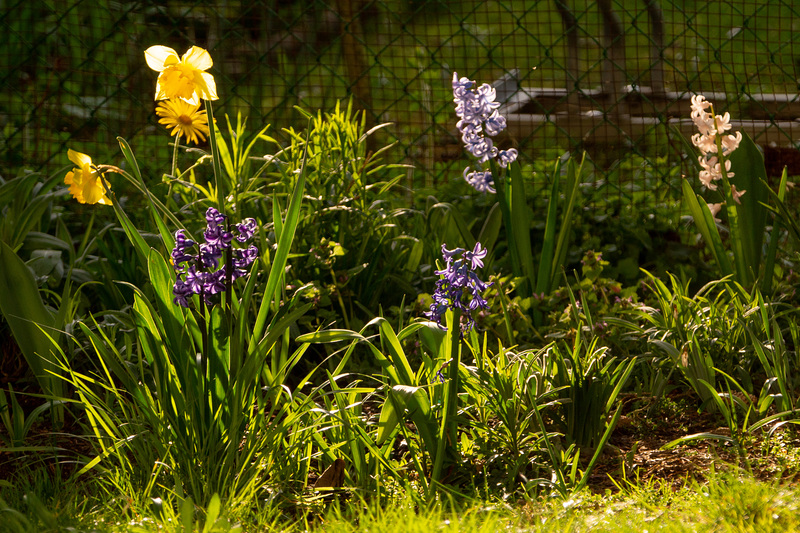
left=145, top=45, right=218, bottom=105
left=64, top=149, right=112, bottom=205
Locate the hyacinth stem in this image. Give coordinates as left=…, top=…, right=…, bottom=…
left=198, top=287, right=208, bottom=423
left=225, top=221, right=233, bottom=322
left=432, top=309, right=461, bottom=491
left=205, top=99, right=225, bottom=215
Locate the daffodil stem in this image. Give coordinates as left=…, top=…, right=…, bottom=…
left=170, top=132, right=180, bottom=179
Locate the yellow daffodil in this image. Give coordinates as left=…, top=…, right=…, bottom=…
left=156, top=98, right=210, bottom=145
left=144, top=45, right=218, bottom=105
left=64, top=149, right=112, bottom=205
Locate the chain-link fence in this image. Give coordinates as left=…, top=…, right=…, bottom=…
left=2, top=1, right=799, bottom=201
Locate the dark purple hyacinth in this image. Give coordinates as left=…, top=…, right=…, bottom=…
left=171, top=207, right=258, bottom=307
left=452, top=72, right=518, bottom=193
left=425, top=242, right=492, bottom=333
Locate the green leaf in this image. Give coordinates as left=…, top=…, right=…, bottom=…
left=378, top=319, right=415, bottom=386
left=181, top=496, right=195, bottom=531
left=0, top=241, right=62, bottom=399
left=727, top=131, right=768, bottom=281
left=682, top=179, right=734, bottom=277
left=117, top=137, right=175, bottom=252
left=251, top=142, right=307, bottom=345
left=477, top=202, right=502, bottom=255
left=296, top=329, right=365, bottom=343
left=510, top=162, right=535, bottom=297
left=382, top=385, right=436, bottom=454
left=535, top=163, right=561, bottom=296
left=550, top=155, right=582, bottom=291
left=661, top=432, right=736, bottom=450
left=376, top=393, right=401, bottom=445
left=761, top=170, right=788, bottom=294
left=202, top=494, right=221, bottom=533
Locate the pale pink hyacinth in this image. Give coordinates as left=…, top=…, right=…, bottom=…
left=690, top=94, right=743, bottom=194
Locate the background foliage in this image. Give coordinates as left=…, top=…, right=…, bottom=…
left=3, top=0, right=800, bottom=207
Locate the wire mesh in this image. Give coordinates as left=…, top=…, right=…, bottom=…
left=1, top=0, right=799, bottom=208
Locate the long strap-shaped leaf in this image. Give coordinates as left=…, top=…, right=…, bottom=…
left=549, top=155, right=582, bottom=292
left=760, top=170, right=788, bottom=294
left=250, top=143, right=308, bottom=346
left=682, top=179, right=734, bottom=277
left=117, top=137, right=177, bottom=252
left=728, top=131, right=768, bottom=284
left=0, top=241, right=62, bottom=403
left=509, top=162, right=536, bottom=297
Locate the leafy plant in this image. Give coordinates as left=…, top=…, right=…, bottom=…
left=681, top=98, right=774, bottom=290
left=275, top=101, right=418, bottom=326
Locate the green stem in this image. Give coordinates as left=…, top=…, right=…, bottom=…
left=225, top=222, right=233, bottom=326
left=432, top=309, right=461, bottom=491
left=199, top=288, right=208, bottom=426
left=170, top=132, right=181, bottom=179
left=205, top=99, right=225, bottom=215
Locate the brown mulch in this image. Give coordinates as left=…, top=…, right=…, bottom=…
left=586, top=392, right=800, bottom=494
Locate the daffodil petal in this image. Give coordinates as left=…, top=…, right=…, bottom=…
left=68, top=149, right=92, bottom=168
left=199, top=72, right=218, bottom=100
left=182, top=46, right=213, bottom=70
left=155, top=83, right=168, bottom=101
left=145, top=45, right=179, bottom=71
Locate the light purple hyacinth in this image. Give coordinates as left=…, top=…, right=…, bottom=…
left=425, top=242, right=492, bottom=334
left=171, top=207, right=258, bottom=307
left=452, top=72, right=518, bottom=193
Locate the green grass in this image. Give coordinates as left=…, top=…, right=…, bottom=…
left=4, top=470, right=800, bottom=532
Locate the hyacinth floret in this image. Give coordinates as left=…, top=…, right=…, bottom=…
left=171, top=207, right=258, bottom=306
left=452, top=72, right=518, bottom=193
left=463, top=168, right=495, bottom=194
left=426, top=242, right=492, bottom=333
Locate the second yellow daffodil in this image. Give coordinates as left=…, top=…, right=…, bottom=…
left=144, top=45, right=218, bottom=105
left=64, top=149, right=112, bottom=205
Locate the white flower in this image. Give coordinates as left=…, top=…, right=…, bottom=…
left=698, top=156, right=733, bottom=190
left=690, top=95, right=715, bottom=135
left=721, top=131, right=742, bottom=154
left=691, top=94, right=742, bottom=191
left=714, top=112, right=733, bottom=134
left=692, top=133, right=717, bottom=154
